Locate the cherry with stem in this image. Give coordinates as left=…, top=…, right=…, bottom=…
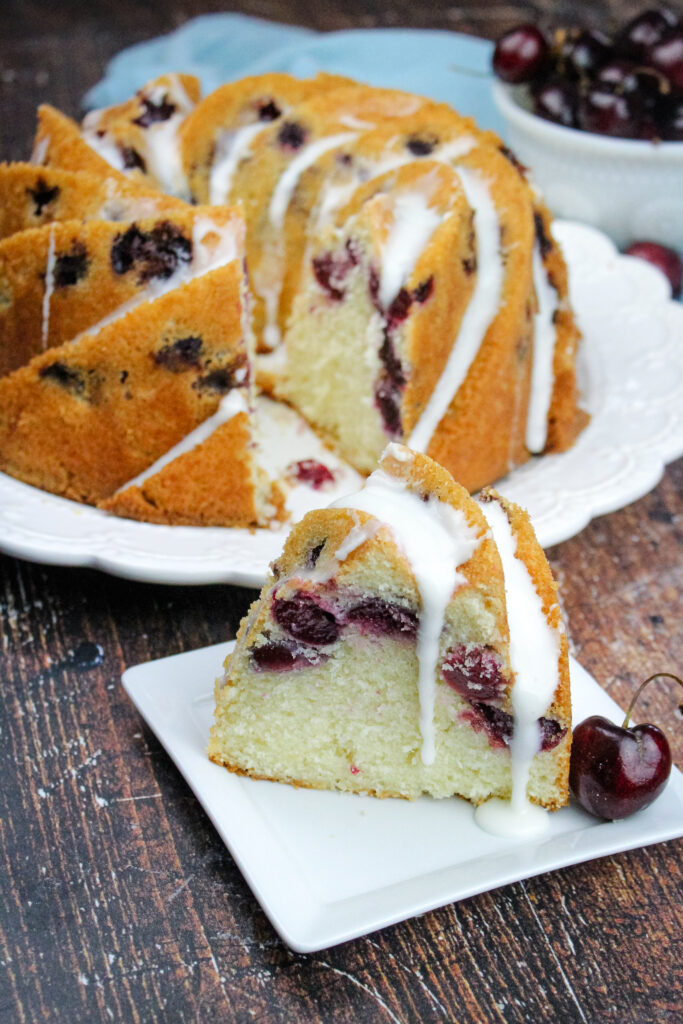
left=569, top=672, right=683, bottom=820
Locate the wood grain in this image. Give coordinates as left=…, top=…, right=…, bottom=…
left=1, top=2, right=682, bottom=1021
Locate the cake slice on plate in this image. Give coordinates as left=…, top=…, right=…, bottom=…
left=209, top=444, right=571, bottom=813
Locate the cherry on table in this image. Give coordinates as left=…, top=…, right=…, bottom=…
left=492, top=25, right=549, bottom=84
left=569, top=672, right=682, bottom=820
left=623, top=241, right=683, bottom=298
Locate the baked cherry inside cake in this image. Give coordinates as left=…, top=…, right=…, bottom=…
left=209, top=444, right=571, bottom=820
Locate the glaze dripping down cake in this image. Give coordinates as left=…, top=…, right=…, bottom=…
left=0, top=71, right=588, bottom=526
left=209, top=444, right=571, bottom=812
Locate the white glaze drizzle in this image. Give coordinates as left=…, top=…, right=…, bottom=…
left=314, top=135, right=475, bottom=228
left=80, top=124, right=127, bottom=172
left=526, top=241, right=559, bottom=454
left=378, top=190, right=442, bottom=309
left=261, top=285, right=282, bottom=352
left=268, top=132, right=358, bottom=230
left=408, top=167, right=503, bottom=452
left=334, top=518, right=381, bottom=561
left=258, top=131, right=359, bottom=350
left=114, top=389, right=249, bottom=495
left=136, top=77, right=195, bottom=199
left=337, top=114, right=375, bottom=131
left=98, top=195, right=164, bottom=222
left=191, top=214, right=243, bottom=274
left=209, top=122, right=265, bottom=205
left=332, top=444, right=480, bottom=764
left=41, top=225, right=57, bottom=350
left=474, top=497, right=559, bottom=838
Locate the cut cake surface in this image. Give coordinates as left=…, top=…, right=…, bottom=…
left=209, top=445, right=571, bottom=811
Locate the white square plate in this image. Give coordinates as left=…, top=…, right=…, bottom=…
left=122, top=643, right=683, bottom=952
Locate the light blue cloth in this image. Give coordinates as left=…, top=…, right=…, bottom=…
left=83, top=14, right=502, bottom=135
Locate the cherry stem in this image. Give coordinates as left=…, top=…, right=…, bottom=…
left=622, top=673, right=683, bottom=729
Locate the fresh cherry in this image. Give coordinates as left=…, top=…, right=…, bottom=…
left=615, top=8, right=678, bottom=62
left=569, top=672, right=682, bottom=819
left=624, top=241, right=683, bottom=298
left=658, top=91, right=683, bottom=140
left=555, top=28, right=612, bottom=81
left=492, top=25, right=549, bottom=84
left=578, top=86, right=639, bottom=137
left=272, top=591, right=340, bottom=646
left=647, top=29, right=683, bottom=90
left=532, top=78, right=580, bottom=128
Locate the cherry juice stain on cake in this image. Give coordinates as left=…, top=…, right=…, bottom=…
left=273, top=591, right=340, bottom=646
left=288, top=459, right=335, bottom=490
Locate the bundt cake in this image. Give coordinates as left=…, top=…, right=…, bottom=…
left=208, top=444, right=571, bottom=821
left=0, top=70, right=587, bottom=528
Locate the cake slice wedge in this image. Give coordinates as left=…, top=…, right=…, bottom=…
left=0, top=206, right=244, bottom=376
left=0, top=261, right=257, bottom=512
left=99, top=390, right=285, bottom=528
left=0, top=162, right=186, bottom=241
left=209, top=444, right=571, bottom=814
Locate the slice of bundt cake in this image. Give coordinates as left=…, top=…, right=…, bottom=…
left=0, top=262, right=257, bottom=511
left=0, top=163, right=186, bottom=241
left=0, top=206, right=244, bottom=376
left=32, top=104, right=139, bottom=184
left=209, top=445, right=571, bottom=817
left=81, top=74, right=200, bottom=198
left=280, top=161, right=479, bottom=474
left=99, top=390, right=285, bottom=528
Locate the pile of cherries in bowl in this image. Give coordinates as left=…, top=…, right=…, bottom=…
left=492, top=7, right=683, bottom=141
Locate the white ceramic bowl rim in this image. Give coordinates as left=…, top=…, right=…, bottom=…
left=492, top=79, right=683, bottom=158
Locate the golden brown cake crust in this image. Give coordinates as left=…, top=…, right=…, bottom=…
left=179, top=72, right=353, bottom=204
left=0, top=162, right=186, bottom=241
left=33, top=105, right=135, bottom=183
left=100, top=414, right=286, bottom=528
left=0, top=207, right=240, bottom=377
left=0, top=262, right=249, bottom=504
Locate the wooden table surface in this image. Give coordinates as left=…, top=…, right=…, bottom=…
left=1, top=2, right=682, bottom=1021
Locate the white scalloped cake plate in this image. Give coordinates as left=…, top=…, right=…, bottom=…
left=1, top=221, right=682, bottom=585
left=122, top=641, right=683, bottom=952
